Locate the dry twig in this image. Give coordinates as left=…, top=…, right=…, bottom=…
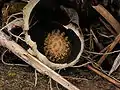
left=98, top=33, right=120, bottom=65
left=92, top=4, right=120, bottom=34
left=90, top=28, right=104, bottom=50
left=87, top=65, right=120, bottom=88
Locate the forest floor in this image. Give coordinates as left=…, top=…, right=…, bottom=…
left=1, top=1, right=120, bottom=90
left=0, top=48, right=119, bottom=90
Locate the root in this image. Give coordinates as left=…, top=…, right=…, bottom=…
left=49, top=78, right=53, bottom=90
left=7, top=30, right=25, bottom=42
left=6, top=12, right=23, bottom=24
left=84, top=50, right=120, bottom=55
left=1, top=49, right=28, bottom=67
left=34, top=69, right=38, bottom=87
left=72, top=62, right=91, bottom=68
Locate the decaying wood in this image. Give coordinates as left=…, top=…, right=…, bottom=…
left=0, top=31, right=79, bottom=90
left=23, top=0, right=40, bottom=31
left=24, top=23, right=84, bottom=69
left=23, top=0, right=84, bottom=69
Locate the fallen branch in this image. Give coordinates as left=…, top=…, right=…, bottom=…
left=0, top=31, right=79, bottom=90
left=99, top=17, right=117, bottom=36
left=87, top=65, right=120, bottom=88
left=92, top=4, right=120, bottom=34
left=98, top=33, right=120, bottom=65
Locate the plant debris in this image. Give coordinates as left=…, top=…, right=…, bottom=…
left=0, top=0, right=120, bottom=90
left=44, top=30, right=71, bottom=63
